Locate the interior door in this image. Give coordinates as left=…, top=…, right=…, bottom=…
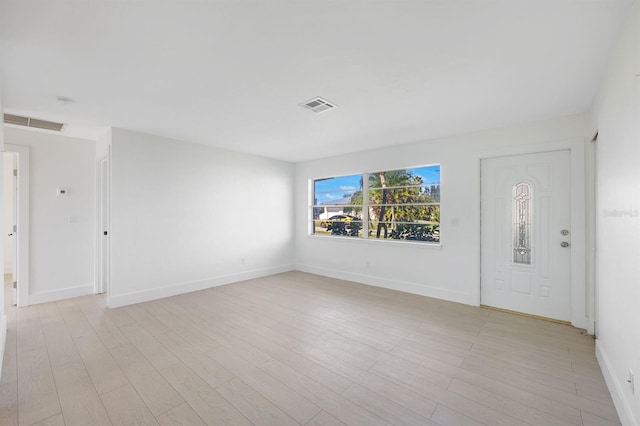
left=3, top=153, right=18, bottom=305
left=11, top=156, right=17, bottom=305
left=481, top=150, right=572, bottom=321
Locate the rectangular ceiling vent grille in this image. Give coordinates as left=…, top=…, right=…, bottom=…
left=4, top=114, right=66, bottom=132
left=300, top=97, right=337, bottom=113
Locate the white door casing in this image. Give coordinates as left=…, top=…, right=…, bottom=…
left=100, top=157, right=110, bottom=294
left=481, top=150, right=572, bottom=322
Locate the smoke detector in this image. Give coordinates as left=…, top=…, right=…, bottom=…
left=300, top=97, right=337, bottom=113
left=56, top=96, right=76, bottom=106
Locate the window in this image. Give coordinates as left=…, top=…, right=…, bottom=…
left=312, top=165, right=440, bottom=243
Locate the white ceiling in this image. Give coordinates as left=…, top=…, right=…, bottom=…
left=0, top=0, right=632, bottom=162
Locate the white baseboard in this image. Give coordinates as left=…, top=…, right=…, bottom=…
left=596, top=340, right=637, bottom=426
left=107, top=264, right=295, bottom=308
left=29, top=285, right=95, bottom=305
left=0, top=314, right=7, bottom=382
left=295, top=263, right=473, bottom=306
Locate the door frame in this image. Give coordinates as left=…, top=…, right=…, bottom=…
left=94, top=155, right=110, bottom=295
left=4, top=144, right=30, bottom=308
left=586, top=131, right=598, bottom=336
left=3, top=152, right=17, bottom=296
left=477, top=137, right=590, bottom=331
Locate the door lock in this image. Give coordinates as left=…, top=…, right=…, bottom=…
left=560, top=241, right=570, bottom=248
left=561, top=229, right=569, bottom=236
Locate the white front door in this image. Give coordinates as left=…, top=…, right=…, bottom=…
left=481, top=150, right=572, bottom=321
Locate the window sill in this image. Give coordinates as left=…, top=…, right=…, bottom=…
left=305, top=234, right=443, bottom=250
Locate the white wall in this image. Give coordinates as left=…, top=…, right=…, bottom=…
left=4, top=127, right=96, bottom=304
left=96, top=127, right=111, bottom=161
left=590, top=0, right=640, bottom=424
left=295, top=114, right=588, bottom=323
left=109, top=128, right=294, bottom=307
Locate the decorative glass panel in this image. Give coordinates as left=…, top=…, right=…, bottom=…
left=513, top=182, right=532, bottom=264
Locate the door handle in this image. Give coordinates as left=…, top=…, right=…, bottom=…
left=560, top=241, right=570, bottom=248
left=7, top=233, right=13, bottom=237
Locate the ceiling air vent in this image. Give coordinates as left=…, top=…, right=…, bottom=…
left=4, top=114, right=29, bottom=127
left=4, top=114, right=66, bottom=132
left=300, top=97, right=337, bottom=113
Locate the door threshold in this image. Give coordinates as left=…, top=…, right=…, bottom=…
left=480, top=305, right=571, bottom=326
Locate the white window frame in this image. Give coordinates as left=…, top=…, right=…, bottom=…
left=310, top=165, right=440, bottom=245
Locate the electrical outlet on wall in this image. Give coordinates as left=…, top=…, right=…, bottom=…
left=629, top=369, right=634, bottom=395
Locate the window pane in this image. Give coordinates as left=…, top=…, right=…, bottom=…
left=367, top=165, right=440, bottom=242
left=367, top=207, right=440, bottom=242
left=313, top=174, right=363, bottom=238
left=313, top=215, right=363, bottom=237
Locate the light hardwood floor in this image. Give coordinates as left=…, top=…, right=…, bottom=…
left=0, top=271, right=619, bottom=425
